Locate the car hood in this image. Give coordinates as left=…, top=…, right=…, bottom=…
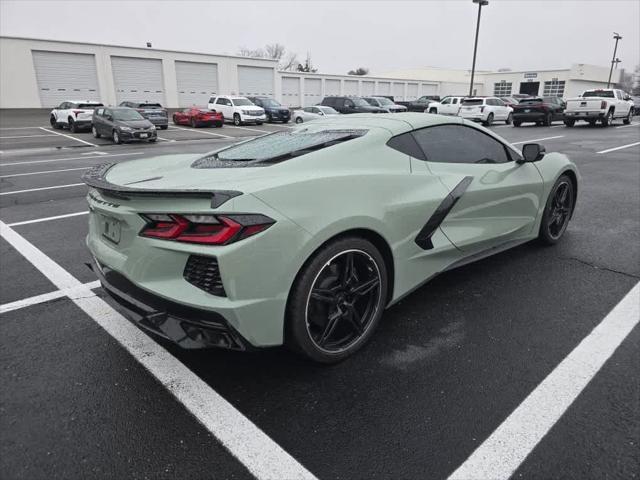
left=117, top=119, right=153, bottom=128
left=237, top=105, right=264, bottom=111
left=358, top=106, right=385, bottom=112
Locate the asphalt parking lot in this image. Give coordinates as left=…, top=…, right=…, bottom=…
left=1, top=112, right=639, bottom=479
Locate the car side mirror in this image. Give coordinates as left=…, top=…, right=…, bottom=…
left=318, top=111, right=325, bottom=115
left=520, top=143, right=546, bottom=163
left=106, top=115, right=113, bottom=122
left=624, top=95, right=631, bottom=101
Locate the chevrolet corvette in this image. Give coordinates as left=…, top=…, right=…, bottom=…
left=83, top=113, right=579, bottom=363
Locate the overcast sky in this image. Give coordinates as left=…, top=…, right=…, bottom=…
left=1, top=0, right=639, bottom=75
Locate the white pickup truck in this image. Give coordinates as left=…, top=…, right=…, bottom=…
left=564, top=88, right=633, bottom=127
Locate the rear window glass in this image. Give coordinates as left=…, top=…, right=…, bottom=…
left=139, top=103, right=163, bottom=108
left=519, top=98, right=543, bottom=104
left=462, top=99, right=484, bottom=105
left=582, top=90, right=614, bottom=98
left=192, top=129, right=367, bottom=168
left=77, top=103, right=103, bottom=109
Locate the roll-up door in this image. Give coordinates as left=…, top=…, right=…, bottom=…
left=362, top=81, right=375, bottom=96
left=393, top=82, right=405, bottom=100
left=282, top=76, right=300, bottom=107
left=304, top=78, right=322, bottom=106
left=238, top=66, right=274, bottom=97
left=111, top=56, right=165, bottom=104
left=175, top=61, right=218, bottom=107
left=421, top=83, right=438, bottom=96
left=377, top=81, right=391, bottom=95
left=344, top=80, right=358, bottom=96
left=32, top=51, right=100, bottom=107
left=407, top=83, right=419, bottom=99
left=325, top=79, right=341, bottom=96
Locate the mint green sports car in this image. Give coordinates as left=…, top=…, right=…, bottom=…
left=83, top=113, right=579, bottom=363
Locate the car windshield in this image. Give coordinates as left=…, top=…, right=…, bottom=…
left=375, top=97, right=394, bottom=106
left=192, top=129, right=367, bottom=166
left=351, top=98, right=370, bottom=107
left=232, top=98, right=253, bottom=106
left=77, top=103, right=103, bottom=109
left=318, top=107, right=338, bottom=115
left=112, top=109, right=144, bottom=121
left=462, top=99, right=484, bottom=105
left=582, top=90, right=615, bottom=98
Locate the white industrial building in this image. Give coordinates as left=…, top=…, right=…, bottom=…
left=0, top=36, right=621, bottom=109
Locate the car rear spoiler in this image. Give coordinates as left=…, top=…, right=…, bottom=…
left=81, top=162, right=242, bottom=208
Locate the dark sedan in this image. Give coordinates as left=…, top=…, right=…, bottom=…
left=119, top=101, right=169, bottom=129
left=246, top=97, right=291, bottom=123
left=92, top=107, right=157, bottom=144
left=512, top=97, right=566, bottom=126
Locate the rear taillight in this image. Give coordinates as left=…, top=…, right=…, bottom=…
left=139, top=213, right=274, bottom=245
left=480, top=106, right=485, bottom=112
left=73, top=110, right=83, bottom=117
left=601, top=101, right=607, bottom=109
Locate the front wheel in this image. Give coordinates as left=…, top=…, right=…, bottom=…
left=172, top=115, right=179, bottom=125
left=505, top=113, right=513, bottom=125
left=112, top=130, right=122, bottom=144
left=564, top=119, right=575, bottom=127
left=91, top=125, right=100, bottom=138
left=190, top=118, right=197, bottom=128
left=513, top=120, right=522, bottom=127
left=429, top=108, right=437, bottom=114
left=286, top=237, right=388, bottom=364
left=539, top=174, right=575, bottom=245
left=623, top=111, right=632, bottom=125
left=295, top=117, right=303, bottom=124
left=266, top=113, right=272, bottom=123
left=68, top=119, right=77, bottom=133
left=543, top=112, right=552, bottom=126
left=483, top=113, right=494, bottom=127
left=233, top=113, right=242, bottom=126
left=256, top=121, right=263, bottom=125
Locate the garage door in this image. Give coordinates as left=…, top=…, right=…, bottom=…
left=325, top=79, right=341, bottom=96
left=32, top=51, right=100, bottom=107
left=238, top=66, right=274, bottom=97
left=393, top=83, right=405, bottom=100
left=362, top=81, right=375, bottom=96
left=175, top=61, right=218, bottom=107
left=304, top=78, right=322, bottom=106
left=344, top=80, right=358, bottom=96
left=377, top=81, right=391, bottom=95
left=407, top=83, right=419, bottom=100
left=112, top=57, right=165, bottom=104
left=281, top=76, right=300, bottom=107
left=421, top=83, right=438, bottom=96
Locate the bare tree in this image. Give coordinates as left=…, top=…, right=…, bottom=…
left=616, top=68, right=635, bottom=92
left=237, top=46, right=265, bottom=58
left=297, top=53, right=317, bottom=73
left=348, top=67, right=369, bottom=76
left=238, top=43, right=299, bottom=71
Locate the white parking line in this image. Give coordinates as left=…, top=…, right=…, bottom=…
left=0, top=166, right=90, bottom=178
left=170, top=125, right=233, bottom=138
left=156, top=136, right=175, bottom=142
left=448, top=281, right=639, bottom=480
left=597, top=141, right=640, bottom=154
left=511, top=135, right=564, bottom=145
left=7, top=211, right=88, bottom=227
left=0, top=134, right=58, bottom=139
left=0, top=183, right=84, bottom=196
left=1, top=151, right=144, bottom=167
left=0, top=220, right=318, bottom=480
left=549, top=124, right=564, bottom=128
left=39, top=127, right=98, bottom=147
left=226, top=125, right=270, bottom=134
left=615, top=122, right=640, bottom=129
left=0, top=126, right=49, bottom=130
left=0, top=280, right=100, bottom=314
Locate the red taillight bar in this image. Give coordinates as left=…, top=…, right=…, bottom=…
left=600, top=101, right=607, bottom=109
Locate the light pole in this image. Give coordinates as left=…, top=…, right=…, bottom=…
left=469, top=0, right=489, bottom=96
left=607, top=32, right=622, bottom=87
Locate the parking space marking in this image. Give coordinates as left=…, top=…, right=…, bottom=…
left=7, top=211, right=88, bottom=227
left=0, top=183, right=84, bottom=196
left=0, top=280, right=100, bottom=314
left=511, top=135, right=564, bottom=145
left=0, top=220, right=318, bottom=480
left=597, top=141, right=640, bottom=154
left=1, top=151, right=144, bottom=167
left=170, top=126, right=233, bottom=139
left=39, top=127, right=97, bottom=147
left=82, top=151, right=109, bottom=155
left=0, top=166, right=89, bottom=178
left=615, top=122, right=640, bottom=129
left=448, top=281, right=640, bottom=480
left=0, top=134, right=58, bottom=139
left=156, top=136, right=175, bottom=142
left=226, top=125, right=270, bottom=134
left=0, top=126, right=49, bottom=130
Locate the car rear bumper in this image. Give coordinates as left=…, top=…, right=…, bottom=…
left=513, top=112, right=546, bottom=121
left=564, top=111, right=605, bottom=120
left=459, top=113, right=486, bottom=121
left=147, top=118, right=168, bottom=127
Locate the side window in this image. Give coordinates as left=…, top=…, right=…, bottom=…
left=104, top=109, right=112, bottom=119
left=59, top=102, right=69, bottom=109
left=441, top=98, right=451, bottom=105
left=344, top=99, right=354, bottom=108
left=96, top=108, right=104, bottom=116
left=387, top=132, right=426, bottom=160
left=615, top=90, right=623, bottom=100
left=215, top=97, right=225, bottom=105
left=452, top=98, right=458, bottom=104
left=209, top=97, right=215, bottom=103
left=412, top=125, right=511, bottom=164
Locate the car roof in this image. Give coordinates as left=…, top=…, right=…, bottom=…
left=302, top=112, right=463, bottom=135
left=67, top=100, right=101, bottom=103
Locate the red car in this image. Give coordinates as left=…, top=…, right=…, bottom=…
left=172, top=107, right=223, bottom=128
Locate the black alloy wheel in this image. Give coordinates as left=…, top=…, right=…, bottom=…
left=539, top=174, right=574, bottom=245
left=544, top=112, right=552, bottom=126
left=287, top=237, right=388, bottom=363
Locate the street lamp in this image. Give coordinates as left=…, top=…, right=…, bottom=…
left=469, top=0, right=489, bottom=97
left=607, top=32, right=622, bottom=87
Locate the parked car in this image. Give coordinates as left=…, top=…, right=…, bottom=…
left=424, top=96, right=465, bottom=115
left=91, top=107, right=157, bottom=144
left=511, top=97, right=566, bottom=126
left=83, top=114, right=579, bottom=363
left=292, top=106, right=340, bottom=123
left=173, top=107, right=223, bottom=128
left=320, top=96, right=385, bottom=114
left=118, top=101, right=169, bottom=129
left=363, top=96, right=407, bottom=113
left=208, top=95, right=266, bottom=126
left=564, top=89, right=633, bottom=126
left=395, top=95, right=441, bottom=112
left=630, top=96, right=640, bottom=116
left=459, top=97, right=513, bottom=126
left=49, top=100, right=103, bottom=132
left=246, top=97, right=291, bottom=123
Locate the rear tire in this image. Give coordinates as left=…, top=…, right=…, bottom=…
left=91, top=125, right=100, bottom=138
left=564, top=119, right=575, bottom=127
left=286, top=237, right=388, bottom=364
left=543, top=112, right=552, bottom=126
left=160, top=125, right=168, bottom=130
left=266, top=113, right=272, bottom=123
left=601, top=110, right=613, bottom=126
left=505, top=113, right=513, bottom=125
left=483, top=113, right=494, bottom=127
left=256, top=121, right=263, bottom=125
left=50, top=115, right=60, bottom=129
left=513, top=120, right=522, bottom=127
left=539, top=174, right=575, bottom=245
left=295, top=117, right=303, bottom=124
left=68, top=118, right=77, bottom=133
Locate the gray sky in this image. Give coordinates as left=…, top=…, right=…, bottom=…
left=1, top=0, right=639, bottom=75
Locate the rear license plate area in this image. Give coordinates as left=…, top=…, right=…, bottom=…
left=101, top=215, right=122, bottom=244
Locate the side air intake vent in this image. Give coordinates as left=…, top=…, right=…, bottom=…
left=183, top=255, right=226, bottom=296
